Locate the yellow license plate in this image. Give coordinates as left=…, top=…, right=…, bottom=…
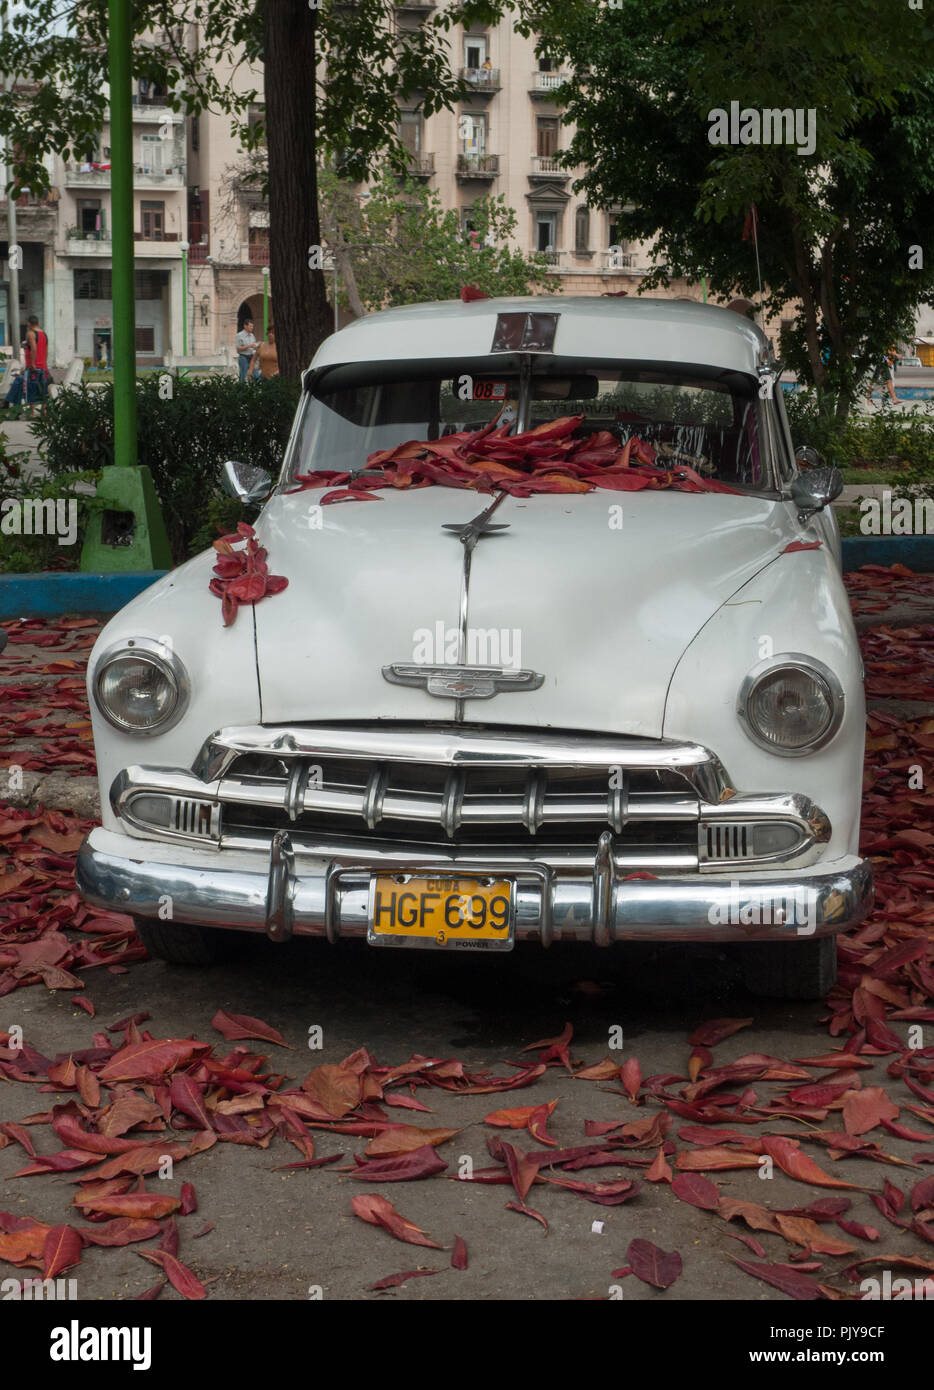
left=367, top=875, right=514, bottom=950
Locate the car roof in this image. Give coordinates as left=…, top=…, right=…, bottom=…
left=309, top=295, right=770, bottom=377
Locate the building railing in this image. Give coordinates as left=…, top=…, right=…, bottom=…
left=404, top=152, right=435, bottom=175
left=530, top=71, right=566, bottom=92
left=540, top=250, right=564, bottom=267
left=188, top=243, right=210, bottom=264
left=456, top=152, right=499, bottom=176
left=602, top=248, right=637, bottom=270
left=530, top=154, right=567, bottom=176
left=248, top=243, right=270, bottom=265
left=459, top=67, right=501, bottom=91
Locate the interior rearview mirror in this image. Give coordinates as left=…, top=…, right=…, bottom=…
left=790, top=465, right=843, bottom=520
left=221, top=459, right=273, bottom=505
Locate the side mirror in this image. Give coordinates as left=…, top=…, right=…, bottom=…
left=794, top=444, right=825, bottom=471
left=790, top=465, right=843, bottom=520
left=221, top=459, right=273, bottom=505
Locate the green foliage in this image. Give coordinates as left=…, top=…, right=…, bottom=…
left=0, top=457, right=104, bottom=573
left=319, top=170, right=553, bottom=309
left=527, top=0, right=934, bottom=418
left=30, top=376, right=299, bottom=562
left=784, top=391, right=934, bottom=477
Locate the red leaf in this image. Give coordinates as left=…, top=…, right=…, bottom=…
left=42, top=1225, right=83, bottom=1279
left=505, top=1202, right=548, bottom=1233
left=759, top=1136, right=870, bottom=1190
left=77, top=1219, right=162, bottom=1247
left=350, top=1145, right=448, bottom=1182
left=451, top=1235, right=468, bottom=1270
left=351, top=1194, right=442, bottom=1248
left=137, top=1249, right=206, bottom=1300
left=179, top=1182, right=197, bottom=1215
left=460, top=285, right=489, bottom=302
left=97, top=1038, right=207, bottom=1083
left=620, top=1057, right=642, bottom=1103
left=371, top=1269, right=441, bottom=1289
left=671, top=1172, right=721, bottom=1211
left=731, top=1258, right=825, bottom=1300
left=626, top=1238, right=682, bottom=1290
left=211, top=1009, right=291, bottom=1048
left=842, top=1087, right=900, bottom=1136
left=688, top=1018, right=754, bottom=1047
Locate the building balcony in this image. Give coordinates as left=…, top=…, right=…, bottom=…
left=188, top=242, right=210, bottom=264
left=456, top=153, right=499, bottom=181
left=248, top=243, right=270, bottom=266
left=130, top=99, right=184, bottom=125
left=602, top=248, right=642, bottom=271
left=64, top=165, right=112, bottom=188
left=402, top=152, right=435, bottom=178
left=529, top=71, right=567, bottom=98
left=459, top=67, right=501, bottom=94
left=133, top=165, right=185, bottom=189
left=133, top=238, right=184, bottom=259
left=396, top=0, right=436, bottom=8
left=540, top=250, right=565, bottom=268
left=529, top=155, right=569, bottom=179
left=62, top=234, right=113, bottom=257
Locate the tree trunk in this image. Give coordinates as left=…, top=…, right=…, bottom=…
left=262, top=0, right=332, bottom=380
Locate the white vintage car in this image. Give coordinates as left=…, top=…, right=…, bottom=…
left=77, top=296, right=872, bottom=997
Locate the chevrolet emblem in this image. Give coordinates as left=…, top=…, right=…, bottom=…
left=382, top=664, right=545, bottom=700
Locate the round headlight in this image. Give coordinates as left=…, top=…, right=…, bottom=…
left=739, top=655, right=843, bottom=756
left=94, top=641, right=188, bottom=734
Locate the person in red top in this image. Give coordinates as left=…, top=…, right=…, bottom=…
left=2, top=314, right=50, bottom=408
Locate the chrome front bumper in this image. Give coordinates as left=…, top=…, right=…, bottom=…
left=76, top=827, right=873, bottom=946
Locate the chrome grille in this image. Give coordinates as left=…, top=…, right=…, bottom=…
left=219, top=751, right=701, bottom=858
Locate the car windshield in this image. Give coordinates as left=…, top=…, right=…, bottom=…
left=285, top=355, right=775, bottom=492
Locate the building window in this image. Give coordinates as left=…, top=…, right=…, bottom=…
left=135, top=326, right=156, bottom=353
left=460, top=113, right=488, bottom=156
left=538, top=56, right=553, bottom=72
left=139, top=133, right=165, bottom=174
left=575, top=206, right=590, bottom=254
left=134, top=270, right=165, bottom=300
left=608, top=214, right=624, bottom=248
left=74, top=269, right=112, bottom=300
left=141, top=200, right=165, bottom=241
left=400, top=111, right=422, bottom=156
left=536, top=210, right=558, bottom=253
left=76, top=198, right=102, bottom=236
left=536, top=117, right=559, bottom=157
left=464, top=36, right=487, bottom=69
left=190, top=115, right=200, bottom=152
left=247, top=103, right=266, bottom=145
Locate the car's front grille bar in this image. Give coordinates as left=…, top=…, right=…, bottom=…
left=111, top=724, right=832, bottom=874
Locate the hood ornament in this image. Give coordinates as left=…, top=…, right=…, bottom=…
left=383, top=663, right=544, bottom=700
left=384, top=493, right=543, bottom=714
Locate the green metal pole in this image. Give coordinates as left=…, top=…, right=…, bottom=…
left=262, top=266, right=269, bottom=337
left=702, top=276, right=707, bottom=303
left=108, top=0, right=136, bottom=465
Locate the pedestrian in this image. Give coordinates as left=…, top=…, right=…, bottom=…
left=250, top=325, right=278, bottom=381
left=235, top=317, right=257, bottom=383
left=1, top=315, right=50, bottom=408
left=866, top=346, right=898, bottom=408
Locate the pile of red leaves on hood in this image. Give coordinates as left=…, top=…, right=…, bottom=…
left=289, top=415, right=743, bottom=505
left=209, top=522, right=288, bottom=627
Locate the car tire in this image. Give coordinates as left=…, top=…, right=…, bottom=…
left=133, top=916, right=233, bottom=966
left=740, top=935, right=838, bottom=1000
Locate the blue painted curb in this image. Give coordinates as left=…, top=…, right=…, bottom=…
left=0, top=570, right=169, bottom=619
left=842, top=537, right=934, bottom=571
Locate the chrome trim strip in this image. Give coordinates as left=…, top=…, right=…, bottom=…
left=609, top=774, right=629, bottom=835
left=441, top=767, right=466, bottom=840
left=382, top=664, right=545, bottom=700
left=194, top=724, right=733, bottom=801
left=76, top=833, right=874, bottom=945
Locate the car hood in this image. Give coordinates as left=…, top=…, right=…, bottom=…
left=252, top=485, right=792, bottom=737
